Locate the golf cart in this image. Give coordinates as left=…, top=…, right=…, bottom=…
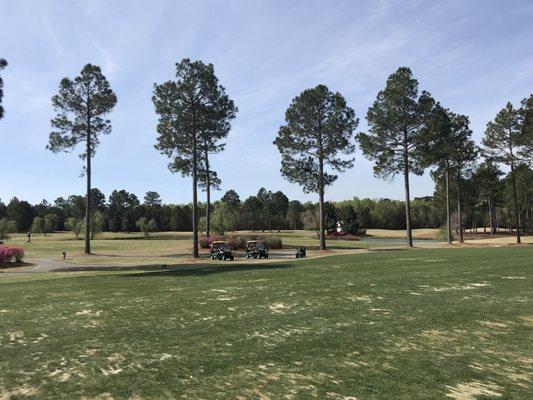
left=210, top=241, right=234, bottom=261
left=295, top=247, right=307, bottom=258
left=245, top=240, right=269, bottom=259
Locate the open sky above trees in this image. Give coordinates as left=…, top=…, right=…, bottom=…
left=1, top=0, right=532, bottom=204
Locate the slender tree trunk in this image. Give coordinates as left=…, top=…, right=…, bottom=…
left=191, top=113, right=199, bottom=258
left=510, top=161, right=521, bottom=243
left=488, top=198, right=494, bottom=235
left=445, top=162, right=452, bottom=244
left=85, top=108, right=91, bottom=255
left=483, top=200, right=487, bottom=234
left=318, top=155, right=326, bottom=250
left=403, top=132, right=413, bottom=248
left=457, top=174, right=464, bottom=243
left=205, top=148, right=210, bottom=237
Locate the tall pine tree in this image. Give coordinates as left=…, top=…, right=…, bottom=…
left=274, top=84, right=357, bottom=250
left=483, top=102, right=528, bottom=243
left=153, top=59, right=236, bottom=257
left=358, top=67, right=434, bottom=247
left=47, top=64, right=117, bottom=254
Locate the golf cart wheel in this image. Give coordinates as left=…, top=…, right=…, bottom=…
left=265, top=254, right=269, bottom=259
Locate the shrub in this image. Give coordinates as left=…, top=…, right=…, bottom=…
left=0, top=245, right=24, bottom=265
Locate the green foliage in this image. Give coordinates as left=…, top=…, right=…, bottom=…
left=336, top=204, right=360, bottom=234
left=107, top=190, right=140, bottom=232
left=286, top=200, right=303, bottom=230
left=43, top=214, right=59, bottom=235
left=136, top=217, right=158, bottom=238
left=47, top=64, right=117, bottom=160
left=65, top=217, right=83, bottom=239
left=358, top=67, right=434, bottom=179
left=88, top=211, right=104, bottom=240
left=143, top=191, right=162, bottom=207
left=274, top=84, right=358, bottom=193
left=6, top=197, right=35, bottom=232
left=0, top=218, right=15, bottom=241
left=211, top=202, right=237, bottom=235
left=31, top=217, right=44, bottom=234
left=0, top=58, right=7, bottom=120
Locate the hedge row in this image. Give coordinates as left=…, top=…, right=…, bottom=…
left=199, top=235, right=282, bottom=250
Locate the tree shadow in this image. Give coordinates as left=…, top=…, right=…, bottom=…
left=117, top=261, right=297, bottom=278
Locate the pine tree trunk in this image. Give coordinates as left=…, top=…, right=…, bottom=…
left=205, top=149, right=210, bottom=238
left=457, top=174, right=464, bottom=243
left=403, top=132, right=413, bottom=248
left=191, top=112, right=199, bottom=258
left=510, top=160, right=521, bottom=244
left=488, top=197, right=494, bottom=235
left=85, top=107, right=91, bottom=255
left=445, top=162, right=452, bottom=244
left=318, top=155, right=326, bottom=251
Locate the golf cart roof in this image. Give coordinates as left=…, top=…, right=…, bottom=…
left=247, top=240, right=264, bottom=244
left=212, top=241, right=229, bottom=244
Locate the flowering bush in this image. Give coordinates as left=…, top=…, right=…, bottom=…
left=199, top=235, right=283, bottom=250
left=0, top=245, right=24, bottom=265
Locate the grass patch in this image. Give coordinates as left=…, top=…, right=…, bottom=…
left=0, top=246, right=532, bottom=398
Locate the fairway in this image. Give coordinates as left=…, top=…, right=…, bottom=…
left=1, top=247, right=532, bottom=399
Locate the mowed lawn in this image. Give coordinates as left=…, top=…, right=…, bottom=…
left=1, top=247, right=532, bottom=399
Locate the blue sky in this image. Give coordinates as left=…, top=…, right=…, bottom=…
left=1, top=0, right=532, bottom=205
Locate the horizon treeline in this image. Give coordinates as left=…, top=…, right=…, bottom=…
left=1, top=158, right=531, bottom=238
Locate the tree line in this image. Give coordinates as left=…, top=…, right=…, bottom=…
left=1, top=161, right=531, bottom=242
left=0, top=59, right=531, bottom=254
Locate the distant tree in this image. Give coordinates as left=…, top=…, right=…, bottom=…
left=242, top=196, right=262, bottom=231
left=144, top=191, right=162, bottom=207
left=211, top=202, right=237, bottom=235
left=107, top=190, right=140, bottom=232
left=65, top=217, right=83, bottom=239
left=257, top=188, right=275, bottom=231
left=286, top=200, right=303, bottom=230
left=358, top=67, right=434, bottom=247
left=0, top=58, right=6, bottom=121
left=47, top=64, right=117, bottom=254
left=301, top=202, right=337, bottom=237
left=275, top=84, right=357, bottom=249
left=0, top=218, right=15, bottom=241
left=137, top=217, right=157, bottom=238
left=88, top=211, right=104, bottom=239
left=31, top=217, right=44, bottom=234
left=153, top=59, right=236, bottom=257
left=448, top=113, right=477, bottom=243
left=352, top=198, right=374, bottom=229
left=43, top=214, right=59, bottom=236
left=336, top=204, right=360, bottom=234
left=271, top=191, right=289, bottom=231
left=519, top=95, right=533, bottom=164
left=7, top=198, right=35, bottom=232
left=89, top=188, right=107, bottom=214
left=482, top=102, right=529, bottom=243
left=371, top=199, right=405, bottom=230
left=419, top=104, right=454, bottom=243
left=472, top=161, right=503, bottom=234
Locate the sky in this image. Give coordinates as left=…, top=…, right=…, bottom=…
left=1, top=0, right=532, bottom=205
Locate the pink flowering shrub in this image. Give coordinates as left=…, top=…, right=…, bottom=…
left=0, top=245, right=24, bottom=265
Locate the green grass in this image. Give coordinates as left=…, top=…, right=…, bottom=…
left=1, top=246, right=532, bottom=399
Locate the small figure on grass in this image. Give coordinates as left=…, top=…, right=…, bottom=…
left=26, top=231, right=31, bottom=243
